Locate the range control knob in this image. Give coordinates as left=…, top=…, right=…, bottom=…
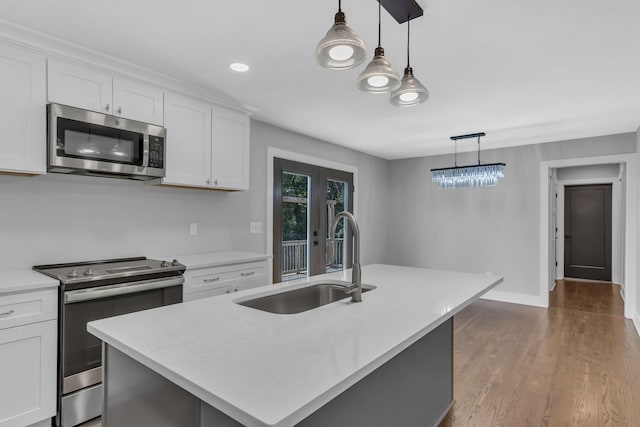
left=171, top=259, right=180, bottom=267
left=67, top=269, right=78, bottom=278
left=161, top=260, right=170, bottom=268
left=84, top=268, right=94, bottom=276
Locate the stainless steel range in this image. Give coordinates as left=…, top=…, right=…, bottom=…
left=33, top=257, right=185, bottom=427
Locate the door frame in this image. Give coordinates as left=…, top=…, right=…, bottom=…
left=266, top=147, right=359, bottom=284
left=540, top=153, right=637, bottom=320
left=556, top=178, right=621, bottom=283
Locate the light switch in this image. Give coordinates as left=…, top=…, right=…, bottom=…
left=250, top=222, right=262, bottom=234
left=190, top=223, right=198, bottom=235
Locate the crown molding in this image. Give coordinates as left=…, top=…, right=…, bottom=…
left=0, top=18, right=252, bottom=115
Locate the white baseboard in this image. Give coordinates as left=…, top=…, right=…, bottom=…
left=27, top=419, right=52, bottom=427
left=633, top=311, right=640, bottom=338
left=620, top=285, right=626, bottom=302
left=481, top=289, right=548, bottom=308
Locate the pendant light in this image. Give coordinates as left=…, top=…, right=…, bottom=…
left=431, top=133, right=506, bottom=189
left=356, top=1, right=401, bottom=93
left=315, top=0, right=367, bottom=70
left=390, top=17, right=429, bottom=107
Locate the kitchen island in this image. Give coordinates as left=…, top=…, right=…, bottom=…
left=88, top=264, right=502, bottom=427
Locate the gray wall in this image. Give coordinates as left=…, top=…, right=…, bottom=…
left=0, top=120, right=389, bottom=270
left=556, top=163, right=620, bottom=181
left=386, top=133, right=637, bottom=297
left=637, top=128, right=640, bottom=319
left=232, top=120, right=390, bottom=266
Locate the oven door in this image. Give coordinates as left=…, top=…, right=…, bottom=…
left=61, top=276, right=183, bottom=395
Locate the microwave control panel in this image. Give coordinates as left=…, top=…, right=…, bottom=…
left=148, top=136, right=165, bottom=169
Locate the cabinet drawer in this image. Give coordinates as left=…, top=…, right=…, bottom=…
left=183, top=285, right=233, bottom=302
left=184, top=261, right=267, bottom=296
left=0, top=289, right=57, bottom=330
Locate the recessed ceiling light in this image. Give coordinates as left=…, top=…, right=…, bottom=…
left=229, top=62, right=250, bottom=72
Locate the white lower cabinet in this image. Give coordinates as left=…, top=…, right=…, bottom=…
left=184, top=260, right=268, bottom=301
left=0, top=289, right=57, bottom=427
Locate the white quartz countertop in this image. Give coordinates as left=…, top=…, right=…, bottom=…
left=0, top=269, right=59, bottom=294
left=88, top=264, right=502, bottom=427
left=161, top=251, right=270, bottom=270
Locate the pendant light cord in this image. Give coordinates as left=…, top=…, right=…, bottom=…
left=377, top=1, right=382, bottom=47
left=454, top=139, right=458, bottom=167
left=338, top=0, right=342, bottom=12
left=406, top=17, right=411, bottom=67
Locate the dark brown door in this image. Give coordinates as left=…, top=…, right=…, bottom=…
left=564, top=184, right=612, bottom=281
left=273, top=158, right=354, bottom=283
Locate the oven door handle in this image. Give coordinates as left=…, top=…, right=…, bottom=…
left=64, top=277, right=184, bottom=304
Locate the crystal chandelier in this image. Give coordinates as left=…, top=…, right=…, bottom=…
left=431, top=133, right=506, bottom=189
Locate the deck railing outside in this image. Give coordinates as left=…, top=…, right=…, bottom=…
left=282, top=238, right=344, bottom=276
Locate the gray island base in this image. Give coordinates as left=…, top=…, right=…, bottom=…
left=103, top=318, right=453, bottom=427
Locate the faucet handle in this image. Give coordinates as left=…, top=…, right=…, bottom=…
left=331, top=283, right=356, bottom=294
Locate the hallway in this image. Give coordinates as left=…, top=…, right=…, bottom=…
left=550, top=279, right=624, bottom=316
left=440, top=280, right=640, bottom=426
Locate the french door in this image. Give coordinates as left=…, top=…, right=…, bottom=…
left=273, top=158, right=354, bottom=283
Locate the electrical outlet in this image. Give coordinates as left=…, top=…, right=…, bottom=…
left=190, top=223, right=198, bottom=235
left=250, top=222, right=262, bottom=234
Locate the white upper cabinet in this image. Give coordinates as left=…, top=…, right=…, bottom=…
left=48, top=59, right=164, bottom=125
left=47, top=59, right=111, bottom=114
left=112, top=77, right=164, bottom=125
left=163, top=92, right=212, bottom=187
left=0, top=43, right=46, bottom=175
left=211, top=104, right=250, bottom=191
left=162, top=92, right=250, bottom=191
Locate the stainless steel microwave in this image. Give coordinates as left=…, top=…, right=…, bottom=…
left=47, top=103, right=166, bottom=180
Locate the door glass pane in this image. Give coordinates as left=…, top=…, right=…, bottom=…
left=326, top=179, right=347, bottom=273
left=281, top=172, right=310, bottom=282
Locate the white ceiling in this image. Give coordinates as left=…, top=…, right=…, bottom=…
left=1, top=0, right=640, bottom=160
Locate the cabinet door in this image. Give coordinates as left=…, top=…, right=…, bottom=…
left=210, top=105, right=250, bottom=190
left=113, top=77, right=164, bottom=125
left=162, top=92, right=212, bottom=187
left=48, top=59, right=112, bottom=114
left=0, top=320, right=56, bottom=427
left=0, top=43, right=46, bottom=174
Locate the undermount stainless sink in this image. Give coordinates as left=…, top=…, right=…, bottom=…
left=236, top=281, right=376, bottom=314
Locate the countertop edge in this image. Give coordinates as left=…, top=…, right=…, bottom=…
left=274, top=275, right=504, bottom=427
left=0, top=269, right=60, bottom=295
left=90, top=270, right=503, bottom=427
left=88, top=324, right=269, bottom=427
left=159, top=251, right=271, bottom=270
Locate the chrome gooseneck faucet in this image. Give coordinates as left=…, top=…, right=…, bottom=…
left=330, top=211, right=362, bottom=303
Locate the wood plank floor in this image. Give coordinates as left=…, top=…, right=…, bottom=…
left=440, top=281, right=640, bottom=427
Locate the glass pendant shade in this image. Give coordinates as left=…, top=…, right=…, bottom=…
left=357, top=48, right=401, bottom=94
left=315, top=10, right=367, bottom=70
left=390, top=66, right=429, bottom=107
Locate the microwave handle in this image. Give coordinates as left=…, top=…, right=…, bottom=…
left=64, top=277, right=183, bottom=304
